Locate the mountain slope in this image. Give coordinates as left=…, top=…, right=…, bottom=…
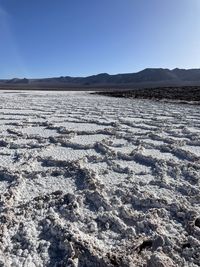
left=1, top=68, right=200, bottom=88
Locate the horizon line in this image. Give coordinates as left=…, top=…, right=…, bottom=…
left=1, top=67, right=200, bottom=80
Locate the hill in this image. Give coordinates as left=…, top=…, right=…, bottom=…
left=1, top=68, right=200, bottom=89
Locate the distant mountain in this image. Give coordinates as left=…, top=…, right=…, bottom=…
left=6, top=78, right=29, bottom=84
left=1, top=68, right=200, bottom=89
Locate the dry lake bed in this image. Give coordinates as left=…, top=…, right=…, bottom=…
left=0, top=91, right=200, bottom=267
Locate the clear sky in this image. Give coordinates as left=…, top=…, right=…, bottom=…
left=0, top=0, right=200, bottom=78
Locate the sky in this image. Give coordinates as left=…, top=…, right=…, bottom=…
left=0, top=0, right=200, bottom=78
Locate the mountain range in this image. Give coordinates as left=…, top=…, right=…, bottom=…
left=1, top=68, right=200, bottom=89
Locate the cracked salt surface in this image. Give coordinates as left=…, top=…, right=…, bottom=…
left=20, top=126, right=59, bottom=137
left=71, top=134, right=107, bottom=145
left=39, top=146, right=99, bottom=161
left=0, top=91, right=200, bottom=267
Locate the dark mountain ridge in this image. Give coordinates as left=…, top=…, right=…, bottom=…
left=1, top=68, right=200, bottom=89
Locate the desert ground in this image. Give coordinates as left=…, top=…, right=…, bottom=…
left=0, top=91, right=200, bottom=267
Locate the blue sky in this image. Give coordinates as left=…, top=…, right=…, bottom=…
left=0, top=0, right=200, bottom=78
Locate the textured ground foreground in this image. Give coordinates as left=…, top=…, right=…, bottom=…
left=0, top=91, right=200, bottom=267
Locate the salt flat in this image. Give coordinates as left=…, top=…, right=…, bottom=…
left=0, top=91, right=200, bottom=267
